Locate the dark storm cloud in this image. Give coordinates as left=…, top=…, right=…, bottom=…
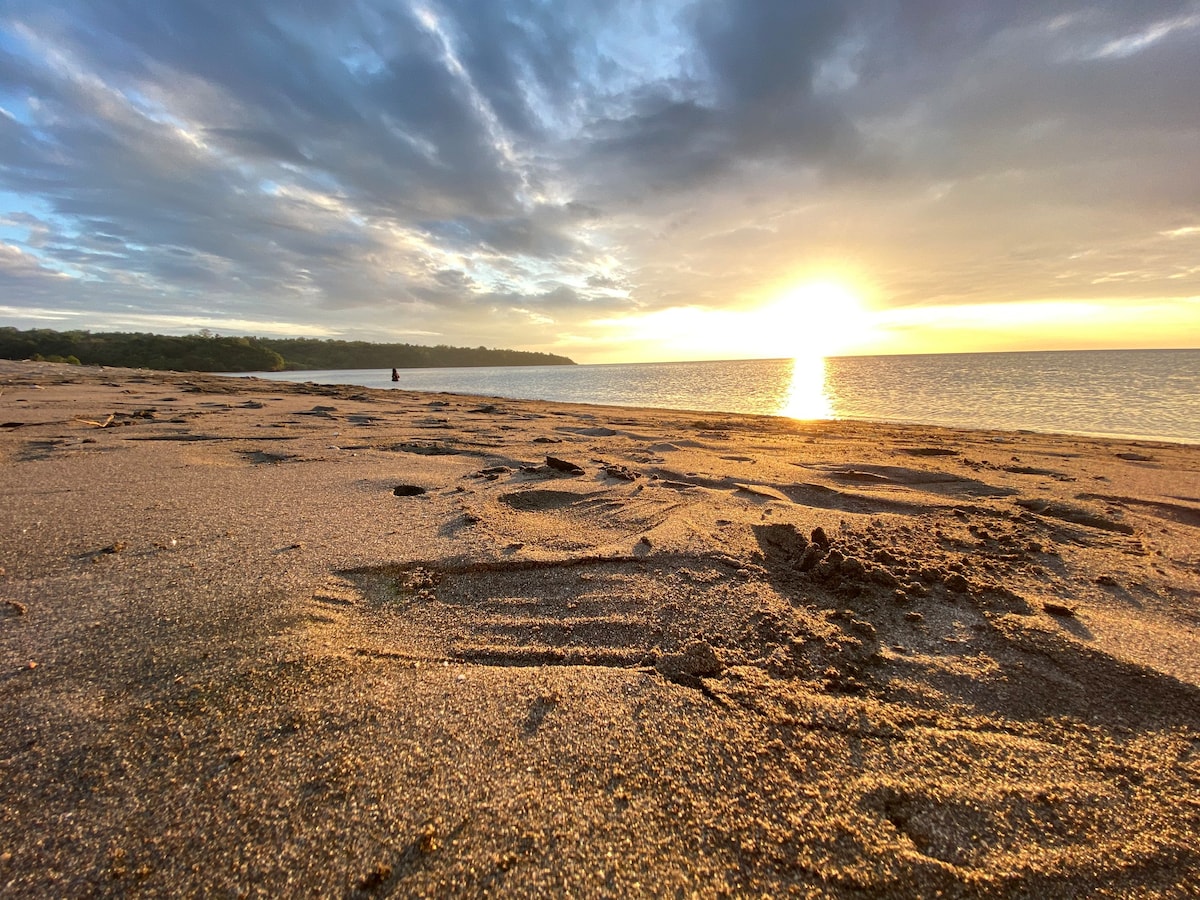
left=578, top=1, right=863, bottom=197
left=693, top=0, right=847, bottom=104
left=0, top=0, right=1196, bottom=354
left=204, top=128, right=310, bottom=165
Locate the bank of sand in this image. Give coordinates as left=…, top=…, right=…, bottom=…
left=1, top=360, right=1198, bottom=897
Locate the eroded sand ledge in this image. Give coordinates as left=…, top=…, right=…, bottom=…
left=1, top=360, right=1198, bottom=897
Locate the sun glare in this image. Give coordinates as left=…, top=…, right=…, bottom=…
left=764, top=279, right=873, bottom=359
left=582, top=276, right=879, bottom=363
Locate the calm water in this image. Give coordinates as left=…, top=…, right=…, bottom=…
left=240, top=349, right=1200, bottom=444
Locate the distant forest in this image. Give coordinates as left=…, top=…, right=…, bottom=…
left=0, top=328, right=576, bottom=372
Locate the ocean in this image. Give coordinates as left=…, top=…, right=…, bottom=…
left=240, top=348, right=1200, bottom=444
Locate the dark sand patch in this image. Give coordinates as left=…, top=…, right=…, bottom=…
left=1015, top=498, right=1136, bottom=534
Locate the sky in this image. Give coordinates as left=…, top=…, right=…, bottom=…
left=0, top=0, right=1197, bottom=364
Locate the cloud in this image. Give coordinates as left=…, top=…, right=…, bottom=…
left=0, top=0, right=1196, bottom=359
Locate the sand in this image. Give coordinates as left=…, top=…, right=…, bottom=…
left=1, top=359, right=1197, bottom=898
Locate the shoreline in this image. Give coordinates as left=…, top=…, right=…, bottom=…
left=2, top=360, right=1198, bottom=897
left=236, top=352, right=1200, bottom=447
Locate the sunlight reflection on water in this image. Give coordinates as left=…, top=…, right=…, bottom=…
left=779, top=355, right=833, bottom=420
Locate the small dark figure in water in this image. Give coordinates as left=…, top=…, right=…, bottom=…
left=391, top=368, right=400, bottom=382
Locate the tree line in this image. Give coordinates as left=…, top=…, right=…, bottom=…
left=0, top=328, right=576, bottom=372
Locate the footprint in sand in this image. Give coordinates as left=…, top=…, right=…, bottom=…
left=485, top=486, right=688, bottom=550
left=803, top=463, right=1018, bottom=499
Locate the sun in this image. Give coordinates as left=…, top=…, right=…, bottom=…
left=582, top=275, right=879, bottom=363
left=761, top=279, right=873, bottom=359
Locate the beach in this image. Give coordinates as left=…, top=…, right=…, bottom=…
left=1, top=359, right=1198, bottom=897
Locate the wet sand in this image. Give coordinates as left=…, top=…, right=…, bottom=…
left=1, top=360, right=1198, bottom=897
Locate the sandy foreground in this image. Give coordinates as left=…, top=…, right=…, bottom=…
left=0, top=360, right=1197, bottom=898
